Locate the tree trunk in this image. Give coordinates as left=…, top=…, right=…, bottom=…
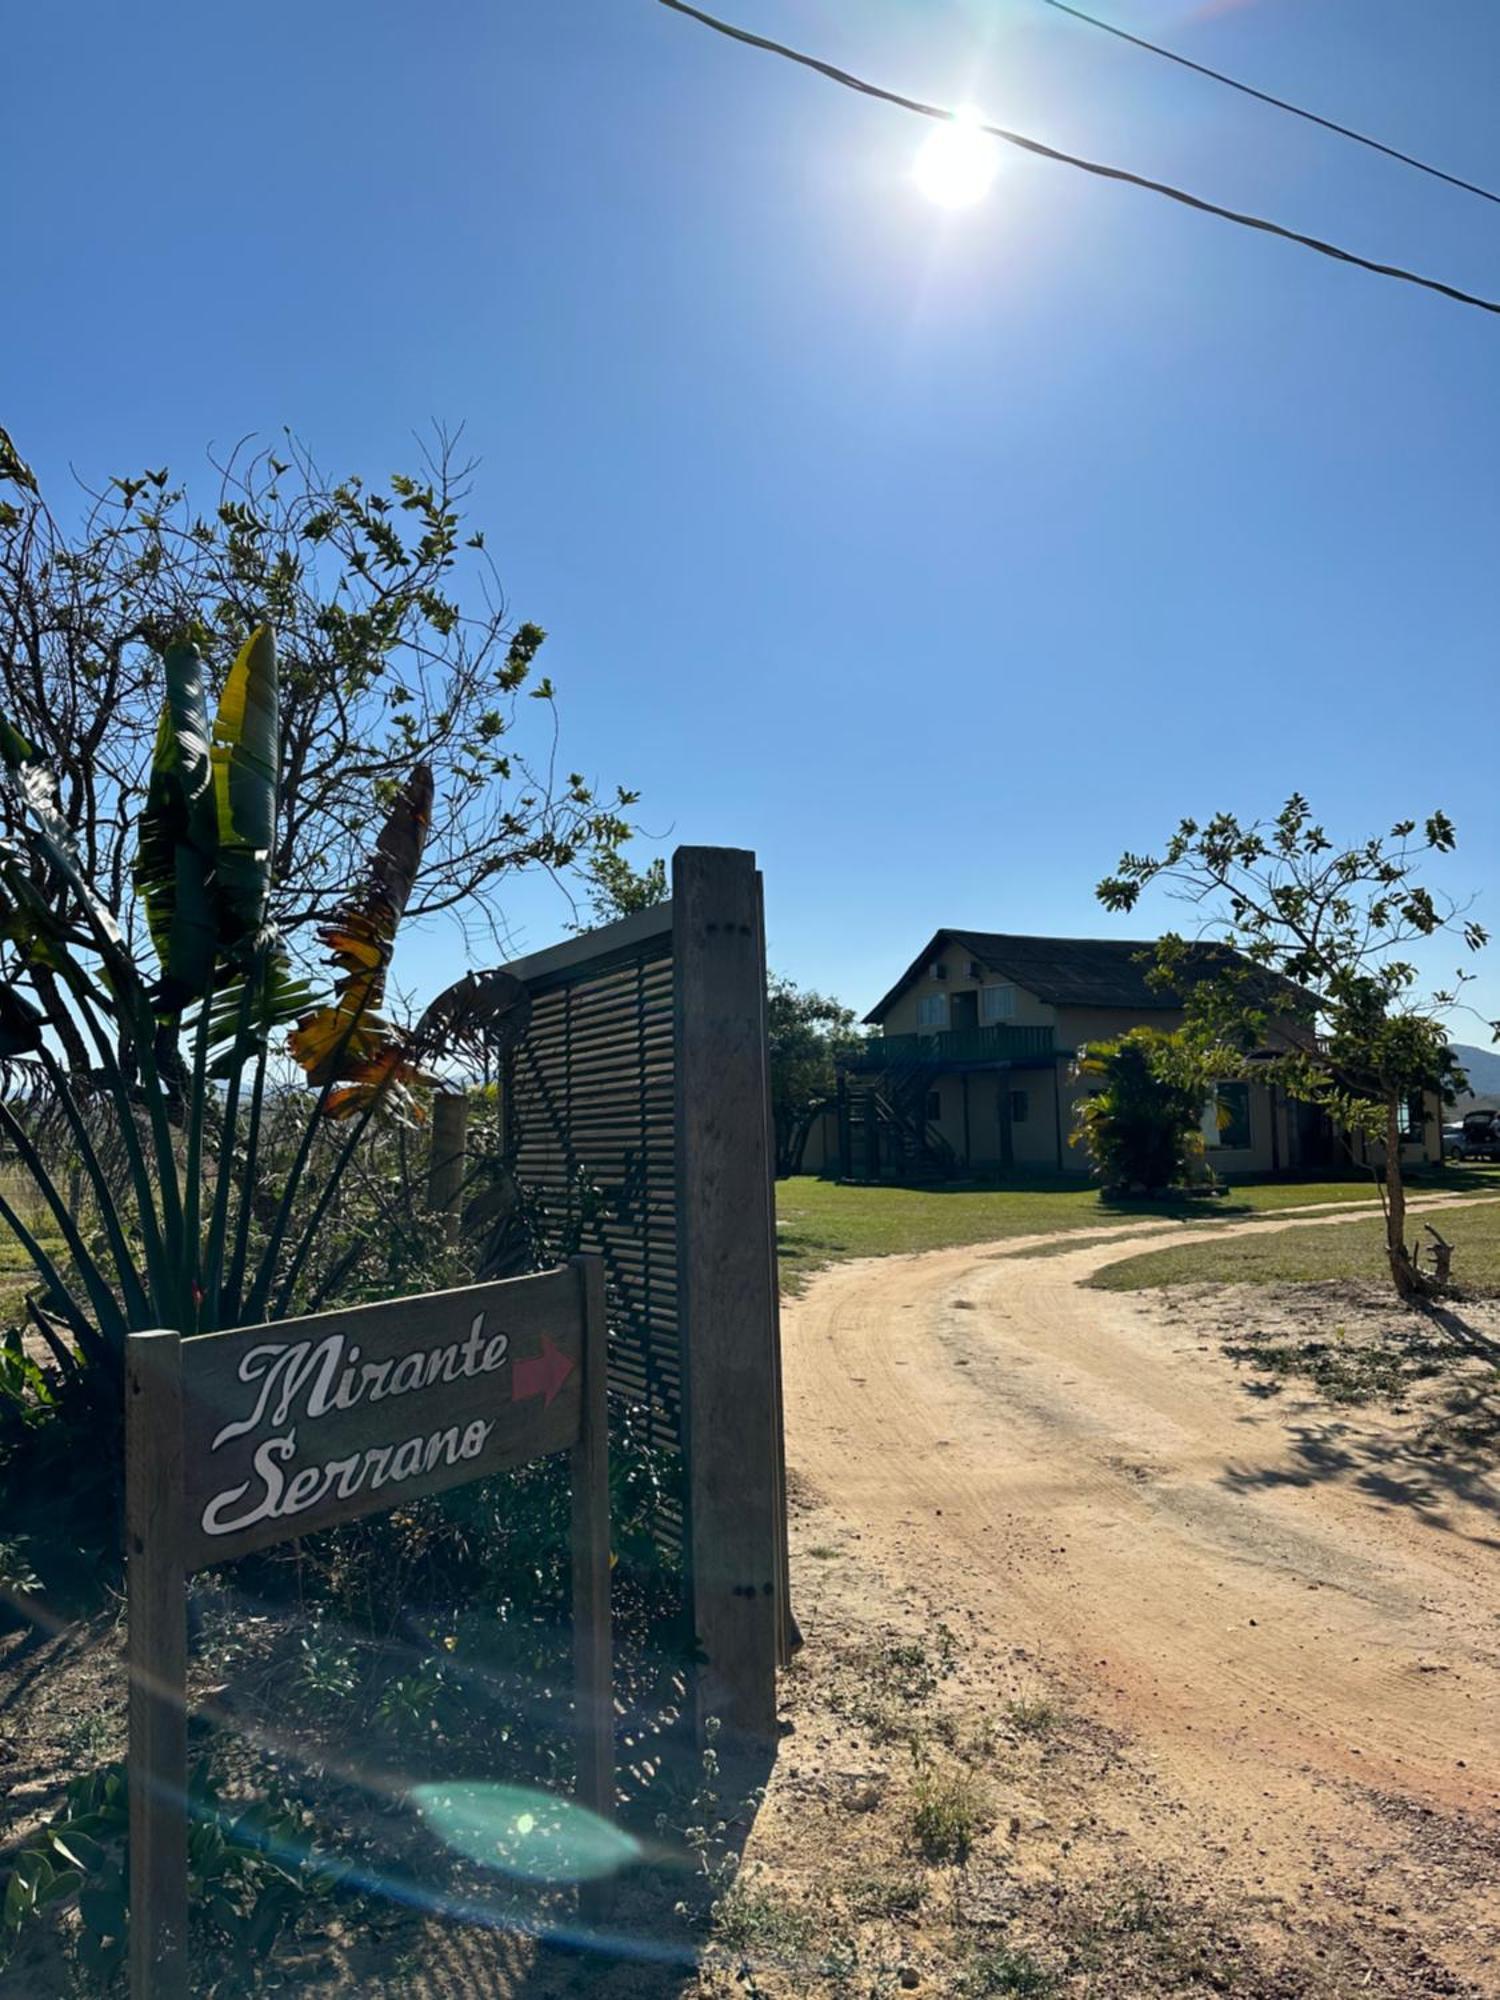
left=1384, top=1096, right=1423, bottom=1300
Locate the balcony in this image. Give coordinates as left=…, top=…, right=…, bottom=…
left=846, top=1024, right=1057, bottom=1071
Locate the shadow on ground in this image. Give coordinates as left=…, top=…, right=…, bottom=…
left=1219, top=1297, right=1500, bottom=1547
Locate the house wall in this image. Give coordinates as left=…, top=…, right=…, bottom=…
left=879, top=945, right=1058, bottom=1036
left=942, top=1071, right=1061, bottom=1172
left=1052, top=1002, right=1183, bottom=1051
left=796, top=1104, right=841, bottom=1176
left=1340, top=1088, right=1444, bottom=1170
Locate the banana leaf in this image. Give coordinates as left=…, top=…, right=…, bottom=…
left=134, top=638, right=217, bottom=1010
left=206, top=945, right=318, bottom=1076
left=210, top=626, right=279, bottom=948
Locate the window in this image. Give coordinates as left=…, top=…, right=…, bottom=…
left=925, top=1089, right=942, bottom=1123
left=1203, top=1082, right=1252, bottom=1151
left=979, top=983, right=1017, bottom=1024
left=917, top=994, right=948, bottom=1030
left=1008, top=1090, right=1029, bottom=1125
left=1400, top=1094, right=1427, bottom=1142
left=930, top=962, right=948, bottom=981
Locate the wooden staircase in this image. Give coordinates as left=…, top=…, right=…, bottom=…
left=839, top=1070, right=957, bottom=1183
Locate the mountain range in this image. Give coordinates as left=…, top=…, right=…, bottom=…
left=1451, top=1043, right=1500, bottom=1105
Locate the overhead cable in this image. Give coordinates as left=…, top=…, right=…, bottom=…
left=1035, top=0, right=1500, bottom=209
left=656, top=0, right=1500, bottom=320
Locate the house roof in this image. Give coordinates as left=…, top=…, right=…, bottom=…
left=862, top=929, right=1263, bottom=1024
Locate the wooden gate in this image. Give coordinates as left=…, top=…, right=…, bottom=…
left=498, top=846, right=789, bottom=1741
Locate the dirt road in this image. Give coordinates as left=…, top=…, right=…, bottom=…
left=780, top=1199, right=1500, bottom=1991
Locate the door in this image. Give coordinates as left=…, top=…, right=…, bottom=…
left=949, top=991, right=978, bottom=1034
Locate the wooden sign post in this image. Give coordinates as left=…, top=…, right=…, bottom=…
left=125, top=1254, right=611, bottom=2000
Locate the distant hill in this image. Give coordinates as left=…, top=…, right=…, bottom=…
left=1450, top=1043, right=1500, bottom=1107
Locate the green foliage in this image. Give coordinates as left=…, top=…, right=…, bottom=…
left=1072, top=1028, right=1205, bottom=1194
left=907, top=1749, right=989, bottom=1863
left=0, top=426, right=635, bottom=1030
left=1097, top=794, right=1491, bottom=1293
left=767, top=975, right=865, bottom=1177
left=0, top=619, right=541, bottom=1450
left=960, top=1944, right=1057, bottom=1997
left=0, top=1760, right=334, bottom=1983
left=578, top=848, right=668, bottom=926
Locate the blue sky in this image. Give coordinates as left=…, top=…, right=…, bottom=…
left=7, top=0, right=1499, bottom=1030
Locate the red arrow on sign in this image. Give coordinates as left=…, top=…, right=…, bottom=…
left=511, top=1336, right=576, bottom=1410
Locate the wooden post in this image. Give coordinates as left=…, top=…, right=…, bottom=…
left=570, top=1254, right=613, bottom=1916
left=673, top=846, right=783, bottom=1744
left=427, top=1091, right=469, bottom=1240
left=753, top=867, right=795, bottom=1666
left=125, top=1330, right=188, bottom=2000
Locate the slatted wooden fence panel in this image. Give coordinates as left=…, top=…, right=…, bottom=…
left=496, top=854, right=787, bottom=1743
left=503, top=925, right=682, bottom=1458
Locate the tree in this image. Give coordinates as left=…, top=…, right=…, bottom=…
left=0, top=425, right=636, bottom=1068
left=0, top=625, right=528, bottom=1413
left=577, top=848, right=668, bottom=927
left=767, top=976, right=865, bottom=1178
left=1097, top=795, right=1489, bottom=1298
left=1072, top=1028, right=1206, bottom=1193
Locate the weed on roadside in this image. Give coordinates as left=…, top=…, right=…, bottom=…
left=1003, top=1698, right=1061, bottom=1738
left=712, top=1875, right=816, bottom=1959
left=1222, top=1329, right=1420, bottom=1404
left=1059, top=1870, right=1250, bottom=1991
left=959, top=1941, right=1058, bottom=1996
left=908, top=1752, right=989, bottom=1863
left=832, top=1626, right=962, bottom=1745
left=845, top=1868, right=927, bottom=1921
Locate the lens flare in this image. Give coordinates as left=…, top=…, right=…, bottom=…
left=410, top=1782, right=641, bottom=1885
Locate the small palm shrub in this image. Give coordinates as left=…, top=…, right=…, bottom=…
left=1072, top=1027, right=1206, bottom=1195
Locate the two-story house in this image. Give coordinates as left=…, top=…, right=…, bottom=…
left=821, top=928, right=1440, bottom=1182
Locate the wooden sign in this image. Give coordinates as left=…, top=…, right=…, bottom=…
left=125, top=1255, right=611, bottom=2000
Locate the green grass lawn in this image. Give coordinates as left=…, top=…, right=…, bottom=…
left=774, top=1165, right=1500, bottom=1292
left=1090, top=1195, right=1500, bottom=1293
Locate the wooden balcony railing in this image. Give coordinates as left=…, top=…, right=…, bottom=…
left=846, top=1024, right=1056, bottom=1069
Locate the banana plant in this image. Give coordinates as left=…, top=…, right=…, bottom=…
left=0, top=625, right=506, bottom=1388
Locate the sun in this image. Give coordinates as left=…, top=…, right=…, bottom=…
left=913, top=107, right=999, bottom=210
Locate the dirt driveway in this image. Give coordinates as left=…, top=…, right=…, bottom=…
left=778, top=1198, right=1500, bottom=1992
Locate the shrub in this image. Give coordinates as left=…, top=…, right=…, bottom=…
left=1072, top=1028, right=1205, bottom=1194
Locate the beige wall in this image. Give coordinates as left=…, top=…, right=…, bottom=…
left=933, top=1069, right=1062, bottom=1172
left=796, top=1105, right=841, bottom=1176
left=879, top=946, right=1057, bottom=1036
left=1053, top=1002, right=1181, bottom=1049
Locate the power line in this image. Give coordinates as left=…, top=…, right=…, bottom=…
left=656, top=0, right=1500, bottom=320
left=1035, top=0, right=1500, bottom=209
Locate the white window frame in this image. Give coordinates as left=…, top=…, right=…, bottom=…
left=979, top=983, right=1017, bottom=1025
left=917, top=993, right=949, bottom=1030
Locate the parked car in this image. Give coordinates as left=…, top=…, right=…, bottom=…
left=1449, top=1109, right=1500, bottom=1161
